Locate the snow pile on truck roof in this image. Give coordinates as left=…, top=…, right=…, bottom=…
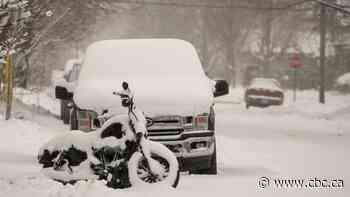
left=74, top=39, right=213, bottom=116
left=79, top=39, right=204, bottom=79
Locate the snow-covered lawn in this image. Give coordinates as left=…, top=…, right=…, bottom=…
left=0, top=89, right=349, bottom=196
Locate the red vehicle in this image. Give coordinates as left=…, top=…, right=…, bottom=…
left=245, top=78, right=284, bottom=109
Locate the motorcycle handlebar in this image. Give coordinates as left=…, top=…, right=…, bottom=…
left=113, top=91, right=123, bottom=96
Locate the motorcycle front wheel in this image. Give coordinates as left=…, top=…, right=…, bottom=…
left=128, top=141, right=180, bottom=188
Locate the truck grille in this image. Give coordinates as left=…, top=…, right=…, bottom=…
left=147, top=116, right=183, bottom=136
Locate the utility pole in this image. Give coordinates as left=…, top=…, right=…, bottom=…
left=262, top=0, right=273, bottom=78
left=319, top=3, right=326, bottom=104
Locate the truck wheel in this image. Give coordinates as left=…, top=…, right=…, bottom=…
left=189, top=144, right=217, bottom=175
left=70, top=110, right=78, bottom=130
left=200, top=147, right=217, bottom=175
left=60, top=100, right=64, bottom=120
left=62, top=101, right=70, bottom=125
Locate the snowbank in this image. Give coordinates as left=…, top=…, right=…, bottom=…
left=215, top=88, right=350, bottom=139
left=0, top=118, right=54, bottom=155
left=283, top=90, right=350, bottom=119
left=0, top=115, right=61, bottom=180
left=217, top=87, right=350, bottom=119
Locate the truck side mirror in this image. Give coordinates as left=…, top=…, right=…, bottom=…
left=55, top=86, right=73, bottom=100
left=214, top=80, right=229, bottom=97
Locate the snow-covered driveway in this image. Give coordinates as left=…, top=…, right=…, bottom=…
left=0, top=90, right=349, bottom=196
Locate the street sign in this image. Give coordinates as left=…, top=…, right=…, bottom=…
left=289, top=53, right=303, bottom=68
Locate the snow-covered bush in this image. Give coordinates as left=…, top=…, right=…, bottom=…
left=337, top=73, right=350, bottom=86
left=335, top=72, right=350, bottom=93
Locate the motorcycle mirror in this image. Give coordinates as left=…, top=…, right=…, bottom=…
left=102, top=109, right=108, bottom=115
left=122, top=82, right=128, bottom=90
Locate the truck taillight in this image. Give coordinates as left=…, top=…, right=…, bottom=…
left=78, top=111, right=93, bottom=131
left=194, top=115, right=208, bottom=130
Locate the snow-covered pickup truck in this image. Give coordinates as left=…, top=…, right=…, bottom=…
left=55, top=39, right=229, bottom=174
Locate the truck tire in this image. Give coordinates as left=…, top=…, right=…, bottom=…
left=201, top=147, right=217, bottom=175
left=189, top=143, right=217, bottom=175
left=62, top=101, right=70, bottom=125
left=60, top=100, right=64, bottom=120
left=70, top=109, right=78, bottom=130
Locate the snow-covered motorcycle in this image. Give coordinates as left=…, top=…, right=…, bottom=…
left=37, top=82, right=180, bottom=188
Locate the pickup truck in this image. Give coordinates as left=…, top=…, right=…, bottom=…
left=55, top=39, right=229, bottom=174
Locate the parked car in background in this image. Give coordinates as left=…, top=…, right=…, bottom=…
left=244, top=78, right=284, bottom=109
left=55, top=58, right=82, bottom=124
left=55, top=39, right=229, bottom=174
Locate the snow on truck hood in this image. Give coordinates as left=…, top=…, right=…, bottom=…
left=74, top=39, right=213, bottom=116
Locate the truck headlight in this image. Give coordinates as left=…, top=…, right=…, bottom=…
left=194, top=115, right=209, bottom=130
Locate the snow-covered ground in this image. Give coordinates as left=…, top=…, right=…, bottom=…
left=0, top=88, right=349, bottom=196
left=14, top=87, right=61, bottom=117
